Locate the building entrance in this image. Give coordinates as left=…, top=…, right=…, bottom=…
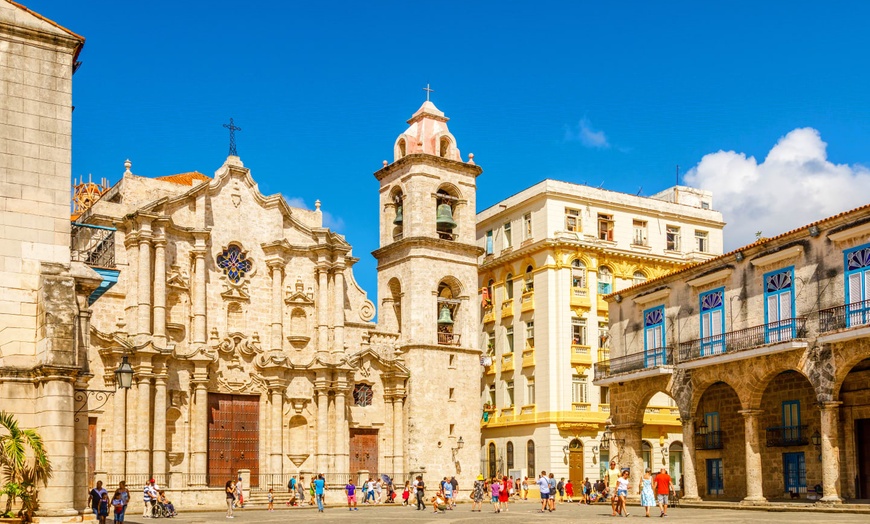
left=349, top=428, right=378, bottom=474
left=857, top=418, right=870, bottom=498
left=208, top=394, right=259, bottom=487
left=568, top=439, right=583, bottom=484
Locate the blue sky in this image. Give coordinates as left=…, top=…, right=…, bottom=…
left=30, top=0, right=870, bottom=300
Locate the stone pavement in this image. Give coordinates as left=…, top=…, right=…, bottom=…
left=134, top=500, right=870, bottom=523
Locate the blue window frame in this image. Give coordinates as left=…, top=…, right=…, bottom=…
left=782, top=400, right=801, bottom=445
left=783, top=452, right=806, bottom=493
left=763, top=267, right=795, bottom=343
left=706, top=458, right=723, bottom=495
left=643, top=306, right=666, bottom=367
left=485, top=230, right=494, bottom=255
left=704, top=412, right=721, bottom=449
left=699, top=288, right=725, bottom=355
left=845, top=243, right=870, bottom=327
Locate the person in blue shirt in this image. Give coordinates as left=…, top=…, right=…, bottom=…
left=314, top=474, right=326, bottom=512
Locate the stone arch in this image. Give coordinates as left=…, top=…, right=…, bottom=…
left=439, top=136, right=452, bottom=158
left=612, top=376, right=675, bottom=427
left=745, top=364, right=814, bottom=411
left=437, top=275, right=464, bottom=298
left=388, top=185, right=405, bottom=240
left=388, top=277, right=402, bottom=332
left=831, top=346, right=870, bottom=400
left=437, top=277, right=463, bottom=340
left=690, top=371, right=747, bottom=415
left=290, top=307, right=307, bottom=336
left=523, top=262, right=536, bottom=293
left=504, top=271, right=515, bottom=300
left=394, top=137, right=407, bottom=160
left=435, top=186, right=461, bottom=239
left=632, top=270, right=648, bottom=286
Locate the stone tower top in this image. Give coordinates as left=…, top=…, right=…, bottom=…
left=393, top=100, right=462, bottom=162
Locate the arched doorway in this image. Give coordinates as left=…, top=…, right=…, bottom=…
left=668, top=442, right=683, bottom=493
left=837, top=357, right=870, bottom=499
left=568, top=438, right=583, bottom=482
left=642, top=441, right=653, bottom=473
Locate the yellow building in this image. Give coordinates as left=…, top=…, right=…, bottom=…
left=476, top=180, right=724, bottom=485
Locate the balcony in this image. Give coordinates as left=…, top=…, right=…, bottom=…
left=437, top=332, right=461, bottom=346
left=818, top=300, right=870, bottom=343
left=571, top=286, right=590, bottom=308
left=571, top=344, right=592, bottom=366
left=520, top=291, right=534, bottom=312
left=501, top=298, right=514, bottom=318
left=521, top=349, right=535, bottom=368
left=501, top=353, right=515, bottom=372
left=677, top=318, right=807, bottom=368
left=572, top=402, right=591, bottom=412
left=766, top=425, right=809, bottom=447
left=593, top=347, right=674, bottom=385
left=695, top=431, right=724, bottom=450
left=597, top=347, right=610, bottom=362
left=71, top=222, right=119, bottom=305
left=482, top=306, right=495, bottom=324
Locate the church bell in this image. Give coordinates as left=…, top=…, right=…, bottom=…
left=437, top=304, right=454, bottom=325
left=436, top=203, right=457, bottom=232
left=393, top=204, right=403, bottom=225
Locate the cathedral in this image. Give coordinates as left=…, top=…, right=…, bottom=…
left=70, top=100, right=483, bottom=508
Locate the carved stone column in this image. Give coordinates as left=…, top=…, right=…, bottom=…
left=392, top=395, right=405, bottom=478
left=316, top=265, right=329, bottom=355
left=268, top=261, right=284, bottom=351
left=680, top=418, right=701, bottom=501
left=332, top=263, right=345, bottom=354
left=137, top=222, right=153, bottom=340
left=152, top=373, right=168, bottom=482
left=152, top=237, right=167, bottom=346
left=739, top=409, right=766, bottom=504
left=192, top=242, right=208, bottom=346
left=333, top=377, right=348, bottom=473
left=125, top=376, right=139, bottom=474
left=613, top=423, right=643, bottom=502
left=113, top=380, right=127, bottom=476
left=35, top=374, right=77, bottom=517
left=270, top=387, right=284, bottom=479
left=191, top=380, right=208, bottom=486
left=316, top=387, right=329, bottom=472
left=136, top=369, right=153, bottom=474
left=819, top=401, right=843, bottom=503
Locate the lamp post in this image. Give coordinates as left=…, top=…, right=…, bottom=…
left=73, top=354, right=134, bottom=421
left=811, top=429, right=822, bottom=461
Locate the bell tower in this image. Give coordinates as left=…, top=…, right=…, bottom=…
left=373, top=99, right=483, bottom=484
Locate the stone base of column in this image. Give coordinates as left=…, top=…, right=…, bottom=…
left=679, top=496, right=702, bottom=503
left=33, top=509, right=80, bottom=523
left=816, top=496, right=842, bottom=505
left=739, top=496, right=768, bottom=505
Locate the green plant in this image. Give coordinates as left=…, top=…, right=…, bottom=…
left=0, top=412, right=52, bottom=518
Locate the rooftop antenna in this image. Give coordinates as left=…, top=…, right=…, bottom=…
left=636, top=186, right=643, bottom=196
left=597, top=181, right=605, bottom=189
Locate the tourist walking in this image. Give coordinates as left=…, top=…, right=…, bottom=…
left=309, top=477, right=316, bottom=506
left=267, top=488, right=274, bottom=511
left=653, top=467, right=673, bottom=517
left=225, top=479, right=235, bottom=519
left=143, top=479, right=158, bottom=518
left=490, top=476, right=502, bottom=513
left=88, top=480, right=108, bottom=517
left=443, top=477, right=454, bottom=509
left=234, top=476, right=244, bottom=508
left=111, top=491, right=124, bottom=524
left=565, top=479, right=574, bottom=502
left=414, top=475, right=426, bottom=510
left=521, top=476, right=529, bottom=500
left=345, top=479, right=358, bottom=511
left=557, top=477, right=565, bottom=503
left=641, top=468, right=656, bottom=517
left=547, top=473, right=557, bottom=511
left=606, top=460, right=621, bottom=516
left=115, top=481, right=129, bottom=522
left=314, top=474, right=326, bottom=512
left=471, top=474, right=485, bottom=512
left=450, top=476, right=459, bottom=506
left=402, top=480, right=411, bottom=506
left=616, top=469, right=630, bottom=517
left=97, top=491, right=109, bottom=524
left=536, top=471, right=551, bottom=513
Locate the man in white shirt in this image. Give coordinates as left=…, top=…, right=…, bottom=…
left=536, top=471, right=551, bottom=513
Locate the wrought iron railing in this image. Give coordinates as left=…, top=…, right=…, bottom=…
left=766, top=424, right=809, bottom=447
left=437, top=332, right=461, bottom=346
left=695, top=431, right=723, bottom=450
left=678, top=318, right=807, bottom=363
left=94, top=472, right=404, bottom=493
left=819, top=299, right=870, bottom=333
left=593, top=347, right=673, bottom=381
left=71, top=222, right=116, bottom=268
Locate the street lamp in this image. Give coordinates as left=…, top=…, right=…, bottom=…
left=697, top=420, right=709, bottom=436
left=811, top=429, right=822, bottom=461
left=115, top=355, right=134, bottom=390
left=73, top=353, right=134, bottom=422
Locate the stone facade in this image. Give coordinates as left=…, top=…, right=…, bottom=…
left=476, top=179, right=724, bottom=485
left=599, top=204, right=870, bottom=504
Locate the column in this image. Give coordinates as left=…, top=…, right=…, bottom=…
left=152, top=237, right=167, bottom=346
left=392, top=396, right=404, bottom=477
left=192, top=246, right=208, bottom=345
left=125, top=377, right=139, bottom=474
left=384, top=396, right=395, bottom=473
left=269, top=262, right=284, bottom=351
left=137, top=225, right=153, bottom=339
left=332, top=264, right=345, bottom=354
left=614, top=423, right=643, bottom=502
left=316, top=389, right=328, bottom=473
left=270, top=388, right=284, bottom=479
left=113, top=382, right=127, bottom=476
left=334, top=385, right=347, bottom=473
left=680, top=418, right=700, bottom=501
left=316, top=265, right=329, bottom=354
left=152, top=374, right=168, bottom=483
left=192, top=381, right=209, bottom=486
left=35, top=376, right=77, bottom=516
left=819, top=401, right=843, bottom=503
left=136, top=373, right=153, bottom=474
left=739, top=409, right=766, bottom=504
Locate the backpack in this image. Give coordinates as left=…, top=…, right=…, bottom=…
left=288, top=478, right=294, bottom=490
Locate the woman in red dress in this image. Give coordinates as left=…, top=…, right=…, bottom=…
left=498, top=476, right=510, bottom=512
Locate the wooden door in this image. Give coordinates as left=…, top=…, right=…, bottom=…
left=857, top=419, right=870, bottom=498
left=208, top=394, right=259, bottom=487
left=88, top=417, right=97, bottom=483
left=568, top=450, right=584, bottom=484
left=349, top=429, right=378, bottom=473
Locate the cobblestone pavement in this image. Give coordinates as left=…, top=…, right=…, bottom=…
left=137, top=500, right=870, bottom=523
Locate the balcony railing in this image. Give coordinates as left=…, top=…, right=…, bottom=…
left=766, top=424, right=809, bottom=447
left=593, top=346, right=673, bottom=381
left=695, top=431, right=723, bottom=450
left=71, top=222, right=116, bottom=268
left=437, top=332, right=461, bottom=346
left=819, top=299, right=870, bottom=333
left=678, top=318, right=807, bottom=363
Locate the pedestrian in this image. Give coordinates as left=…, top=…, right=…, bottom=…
left=111, top=491, right=124, bottom=524
left=297, top=476, right=307, bottom=505
left=584, top=478, right=593, bottom=505
left=565, top=479, right=574, bottom=503
left=267, top=488, right=274, bottom=511
left=641, top=468, right=656, bottom=517
left=402, top=480, right=411, bottom=506
left=87, top=480, right=108, bottom=518
left=443, top=477, right=454, bottom=509
left=616, top=469, right=630, bottom=517
left=98, top=491, right=109, bottom=524
left=375, top=478, right=383, bottom=504
left=314, top=473, right=326, bottom=512
left=606, top=460, right=621, bottom=516
left=287, top=475, right=297, bottom=505
left=414, top=475, right=426, bottom=510
left=522, top=476, right=529, bottom=500
left=653, top=467, right=673, bottom=517
left=536, top=471, right=551, bottom=513
left=143, top=479, right=158, bottom=518
left=235, top=476, right=244, bottom=508
left=116, top=481, right=129, bottom=521
left=471, top=474, right=485, bottom=512
left=490, top=476, right=502, bottom=513
left=345, top=479, right=358, bottom=511
left=432, top=489, right=448, bottom=513
left=548, top=473, right=557, bottom=511
left=450, top=476, right=459, bottom=506
left=557, top=477, right=565, bottom=503
left=309, top=477, right=316, bottom=506
left=225, top=479, right=235, bottom=519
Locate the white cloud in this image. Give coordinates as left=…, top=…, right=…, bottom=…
left=565, top=117, right=611, bottom=149
left=685, top=127, right=870, bottom=250
left=284, top=196, right=345, bottom=232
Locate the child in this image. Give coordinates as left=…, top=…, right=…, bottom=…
left=565, top=479, right=574, bottom=503
left=402, top=481, right=410, bottom=506
left=98, top=492, right=109, bottom=524
left=111, top=492, right=124, bottom=524
left=268, top=488, right=274, bottom=511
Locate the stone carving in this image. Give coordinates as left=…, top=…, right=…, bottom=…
left=359, top=300, right=376, bottom=322
left=215, top=332, right=263, bottom=365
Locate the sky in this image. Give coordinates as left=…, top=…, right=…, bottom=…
left=29, top=0, right=870, bottom=300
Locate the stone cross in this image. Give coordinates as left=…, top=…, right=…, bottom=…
left=223, top=118, right=241, bottom=156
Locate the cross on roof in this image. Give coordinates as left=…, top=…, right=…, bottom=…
left=223, top=118, right=241, bottom=156
left=423, top=83, right=434, bottom=102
